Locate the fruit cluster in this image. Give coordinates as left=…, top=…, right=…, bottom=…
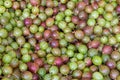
left=0, top=0, right=120, bottom=80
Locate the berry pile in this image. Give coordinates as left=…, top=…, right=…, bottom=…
left=0, top=0, right=120, bottom=80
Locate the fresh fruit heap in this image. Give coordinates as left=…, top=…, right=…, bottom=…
left=0, top=0, right=120, bottom=80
